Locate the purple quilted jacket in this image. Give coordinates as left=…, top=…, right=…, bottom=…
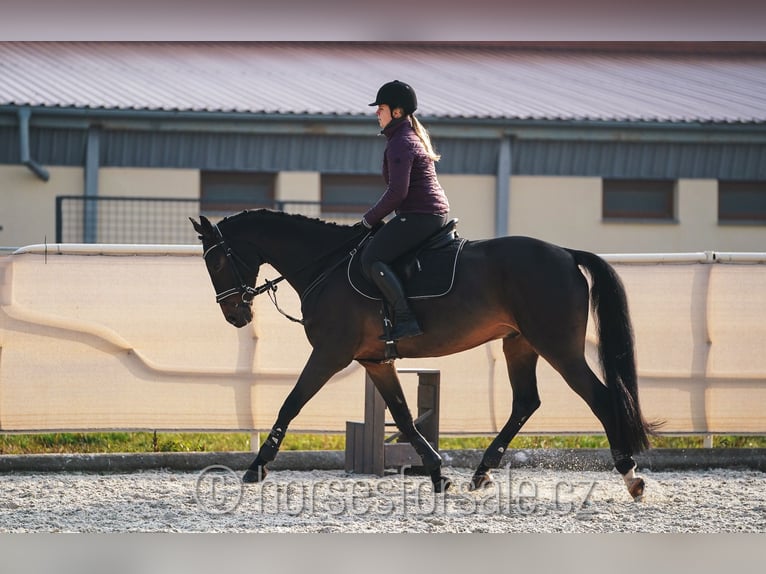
left=363, top=118, right=450, bottom=226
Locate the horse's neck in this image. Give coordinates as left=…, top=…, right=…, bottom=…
left=251, top=215, right=352, bottom=293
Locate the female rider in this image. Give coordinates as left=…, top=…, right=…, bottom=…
left=360, top=80, right=450, bottom=341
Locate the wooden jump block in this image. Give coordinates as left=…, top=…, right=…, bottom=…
left=345, top=369, right=441, bottom=476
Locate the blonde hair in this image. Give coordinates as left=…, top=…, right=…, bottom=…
left=410, top=114, right=441, bottom=162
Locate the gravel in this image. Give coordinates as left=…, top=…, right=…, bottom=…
left=1, top=466, right=764, bottom=533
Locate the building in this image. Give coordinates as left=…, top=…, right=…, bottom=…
left=1, top=41, right=765, bottom=252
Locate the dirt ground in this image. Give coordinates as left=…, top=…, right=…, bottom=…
left=1, top=466, right=764, bottom=533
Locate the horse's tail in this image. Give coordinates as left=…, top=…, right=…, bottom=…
left=569, top=249, right=654, bottom=453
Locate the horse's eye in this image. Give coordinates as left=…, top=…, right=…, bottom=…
left=207, top=256, right=225, bottom=273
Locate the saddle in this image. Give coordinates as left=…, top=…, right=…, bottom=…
left=347, top=218, right=466, bottom=300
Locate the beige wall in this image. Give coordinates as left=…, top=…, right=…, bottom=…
left=276, top=171, right=320, bottom=203
left=439, top=175, right=496, bottom=240
left=99, top=167, right=199, bottom=199
left=0, top=166, right=199, bottom=248
left=0, top=167, right=199, bottom=248
left=97, top=168, right=200, bottom=243
left=507, top=176, right=766, bottom=254
left=0, top=165, right=83, bottom=248
left=3, top=165, right=765, bottom=254
left=509, top=176, right=603, bottom=250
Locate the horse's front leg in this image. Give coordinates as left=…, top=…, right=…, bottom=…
left=243, top=349, right=350, bottom=483
left=362, top=361, right=452, bottom=493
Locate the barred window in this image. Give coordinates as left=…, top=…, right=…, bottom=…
left=718, top=181, right=766, bottom=224
left=321, top=174, right=381, bottom=216
left=603, top=179, right=675, bottom=221
left=200, top=171, right=275, bottom=217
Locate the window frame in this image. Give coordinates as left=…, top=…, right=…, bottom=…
left=200, top=171, right=276, bottom=217
left=718, top=180, right=766, bottom=225
left=602, top=179, right=676, bottom=222
left=320, top=174, right=382, bottom=216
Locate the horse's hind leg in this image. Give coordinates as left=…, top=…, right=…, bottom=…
left=551, top=356, right=645, bottom=501
left=362, top=360, right=452, bottom=493
left=470, top=336, right=541, bottom=490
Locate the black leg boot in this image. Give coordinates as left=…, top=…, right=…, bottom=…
left=369, top=261, right=423, bottom=341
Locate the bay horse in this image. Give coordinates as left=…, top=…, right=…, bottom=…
left=191, top=209, right=655, bottom=500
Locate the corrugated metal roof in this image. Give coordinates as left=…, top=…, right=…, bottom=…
left=1, top=42, right=765, bottom=124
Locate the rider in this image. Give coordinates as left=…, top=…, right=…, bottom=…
left=360, top=80, right=450, bottom=341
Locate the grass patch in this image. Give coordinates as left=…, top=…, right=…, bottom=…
left=0, top=432, right=248, bottom=455
left=441, top=435, right=766, bottom=449
left=1, top=432, right=765, bottom=455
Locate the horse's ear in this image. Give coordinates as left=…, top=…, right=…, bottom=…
left=189, top=217, right=203, bottom=236
left=190, top=216, right=213, bottom=237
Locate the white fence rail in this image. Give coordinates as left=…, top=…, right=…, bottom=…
left=1, top=244, right=765, bottom=435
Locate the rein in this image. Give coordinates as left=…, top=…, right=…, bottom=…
left=205, top=222, right=370, bottom=325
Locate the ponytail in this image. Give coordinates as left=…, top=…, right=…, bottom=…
left=410, top=114, right=441, bottom=162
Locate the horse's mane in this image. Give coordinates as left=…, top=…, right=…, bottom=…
left=222, top=209, right=353, bottom=232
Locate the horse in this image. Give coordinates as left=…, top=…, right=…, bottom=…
left=190, top=209, right=656, bottom=500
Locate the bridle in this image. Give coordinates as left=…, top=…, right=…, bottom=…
left=203, top=223, right=282, bottom=306
left=203, top=220, right=371, bottom=325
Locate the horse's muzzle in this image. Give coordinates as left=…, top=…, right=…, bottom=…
left=221, top=302, right=253, bottom=328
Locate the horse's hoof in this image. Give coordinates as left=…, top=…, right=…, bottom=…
left=242, top=467, right=267, bottom=484
left=433, top=476, right=453, bottom=493
left=468, top=473, right=493, bottom=491
left=627, top=477, right=645, bottom=501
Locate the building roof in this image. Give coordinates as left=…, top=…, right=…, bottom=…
left=1, top=42, right=766, bottom=124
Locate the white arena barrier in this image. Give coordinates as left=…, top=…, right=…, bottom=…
left=0, top=245, right=764, bottom=435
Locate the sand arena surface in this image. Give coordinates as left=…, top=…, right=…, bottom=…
left=1, top=466, right=764, bottom=533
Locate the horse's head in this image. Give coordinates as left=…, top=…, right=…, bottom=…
left=190, top=215, right=260, bottom=328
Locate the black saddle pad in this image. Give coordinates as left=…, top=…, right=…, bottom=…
left=347, top=236, right=467, bottom=300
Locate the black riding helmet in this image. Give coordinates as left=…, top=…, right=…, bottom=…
left=369, top=80, right=418, bottom=115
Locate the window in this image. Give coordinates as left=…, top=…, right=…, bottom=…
left=718, top=181, right=766, bottom=224
left=321, top=174, right=382, bottom=217
left=603, top=179, right=675, bottom=221
left=200, top=171, right=275, bottom=217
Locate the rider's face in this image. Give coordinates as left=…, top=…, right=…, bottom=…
left=376, top=104, right=393, bottom=129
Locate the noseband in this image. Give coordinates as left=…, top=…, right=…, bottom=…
left=203, top=224, right=265, bottom=305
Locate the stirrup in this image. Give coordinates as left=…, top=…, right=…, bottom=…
left=378, top=322, right=422, bottom=341
left=389, top=317, right=423, bottom=341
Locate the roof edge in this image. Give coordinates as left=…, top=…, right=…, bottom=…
left=208, top=40, right=766, bottom=55
left=5, top=40, right=764, bottom=55
left=2, top=104, right=765, bottom=128
left=3, top=105, right=766, bottom=146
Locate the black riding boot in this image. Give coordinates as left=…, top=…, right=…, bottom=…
left=369, top=261, right=423, bottom=341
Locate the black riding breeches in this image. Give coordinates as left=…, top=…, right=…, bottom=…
left=360, top=212, right=448, bottom=279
